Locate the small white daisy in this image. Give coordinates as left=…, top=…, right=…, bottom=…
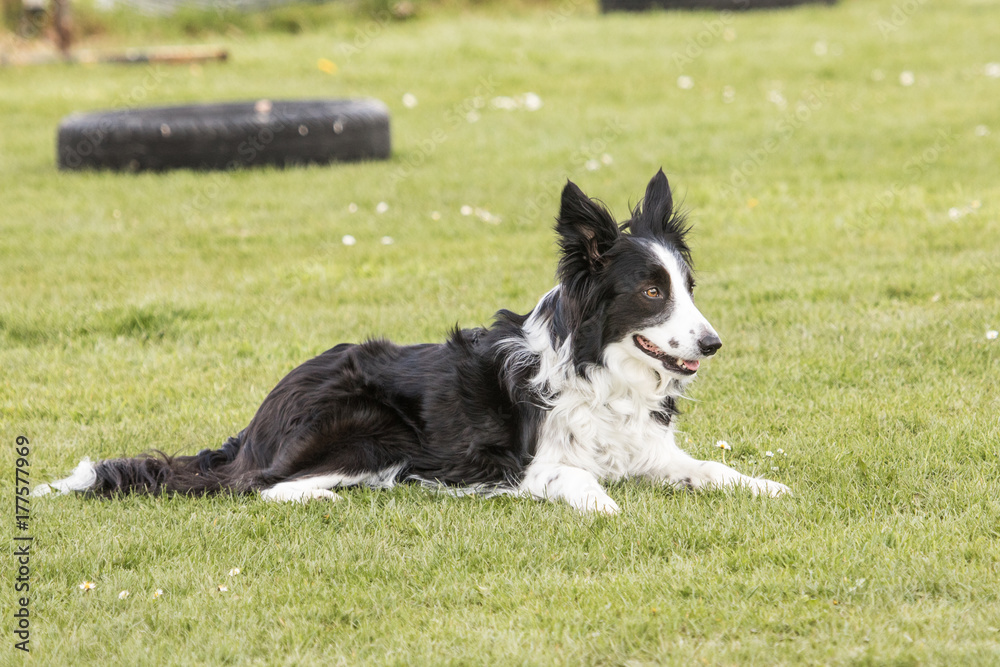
left=987, top=330, right=998, bottom=340
left=475, top=208, right=501, bottom=224
left=118, top=590, right=130, bottom=600
left=380, top=236, right=394, bottom=245
left=431, top=211, right=441, bottom=221
left=716, top=440, right=732, bottom=451
left=341, top=235, right=357, bottom=246
left=153, top=589, right=164, bottom=599
left=813, top=40, right=827, bottom=56
left=523, top=92, right=543, bottom=111
left=347, top=203, right=358, bottom=213
left=491, top=96, right=517, bottom=110
left=228, top=568, right=241, bottom=577
left=985, top=63, right=1000, bottom=78
left=975, top=125, right=990, bottom=137
left=460, top=205, right=473, bottom=216
left=79, top=581, right=96, bottom=591
left=766, top=451, right=774, bottom=458
left=677, top=75, right=694, bottom=90
left=402, top=93, right=418, bottom=108
left=375, top=202, right=389, bottom=214
left=585, top=159, right=600, bottom=171
left=217, top=585, right=228, bottom=592
left=466, top=111, right=480, bottom=123
left=900, top=71, right=915, bottom=87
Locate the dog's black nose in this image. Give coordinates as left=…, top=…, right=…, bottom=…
left=698, top=333, right=722, bottom=356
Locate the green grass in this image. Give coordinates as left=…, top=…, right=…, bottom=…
left=3, top=0, right=1000, bottom=664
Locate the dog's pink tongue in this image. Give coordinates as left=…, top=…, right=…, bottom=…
left=680, top=359, right=700, bottom=372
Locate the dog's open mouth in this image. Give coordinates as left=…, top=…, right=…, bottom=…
left=633, top=335, right=700, bottom=375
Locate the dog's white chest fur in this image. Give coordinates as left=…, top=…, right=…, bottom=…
left=534, top=348, right=677, bottom=480
left=36, top=169, right=791, bottom=514
left=513, top=303, right=789, bottom=514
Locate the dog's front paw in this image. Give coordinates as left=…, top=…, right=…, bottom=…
left=748, top=478, right=791, bottom=498
left=301, top=488, right=342, bottom=502
left=570, top=492, right=620, bottom=515
left=260, top=486, right=342, bottom=503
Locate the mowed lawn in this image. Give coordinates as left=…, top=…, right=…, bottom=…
left=2, top=0, right=999, bottom=663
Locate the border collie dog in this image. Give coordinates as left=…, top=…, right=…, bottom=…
left=36, top=170, right=789, bottom=513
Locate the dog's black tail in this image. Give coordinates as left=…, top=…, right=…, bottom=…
left=36, top=434, right=249, bottom=498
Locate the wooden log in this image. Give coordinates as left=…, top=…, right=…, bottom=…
left=1, top=44, right=229, bottom=66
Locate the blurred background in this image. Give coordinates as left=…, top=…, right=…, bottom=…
left=2, top=0, right=998, bottom=664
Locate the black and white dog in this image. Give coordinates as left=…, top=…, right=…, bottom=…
left=36, top=170, right=789, bottom=513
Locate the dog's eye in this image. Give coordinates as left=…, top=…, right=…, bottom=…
left=643, top=287, right=662, bottom=299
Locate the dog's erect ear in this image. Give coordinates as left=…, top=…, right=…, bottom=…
left=556, top=180, right=620, bottom=275
left=627, top=169, right=691, bottom=263
left=642, top=169, right=674, bottom=226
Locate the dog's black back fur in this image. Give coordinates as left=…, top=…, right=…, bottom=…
left=52, top=171, right=798, bottom=508
left=76, top=169, right=717, bottom=501
left=90, top=312, right=544, bottom=496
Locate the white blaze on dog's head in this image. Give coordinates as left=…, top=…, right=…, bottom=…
left=617, top=170, right=721, bottom=380
left=553, top=169, right=721, bottom=383
left=554, top=171, right=722, bottom=381
left=628, top=243, right=721, bottom=379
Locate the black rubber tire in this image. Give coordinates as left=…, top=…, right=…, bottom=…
left=57, top=98, right=391, bottom=172
left=600, top=0, right=836, bottom=11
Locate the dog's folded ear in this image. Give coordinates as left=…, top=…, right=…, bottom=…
left=556, top=180, right=620, bottom=276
